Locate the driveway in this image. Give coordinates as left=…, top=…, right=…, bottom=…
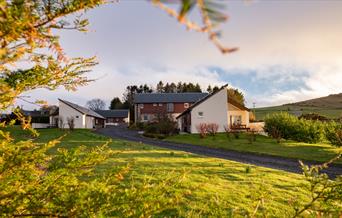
left=96, top=126, right=342, bottom=178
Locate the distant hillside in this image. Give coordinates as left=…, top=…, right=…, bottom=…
left=286, top=93, right=342, bottom=109
left=254, top=93, right=342, bottom=121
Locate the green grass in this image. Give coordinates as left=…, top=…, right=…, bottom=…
left=254, top=105, right=342, bottom=121
left=5, top=127, right=315, bottom=216
left=167, top=133, right=342, bottom=164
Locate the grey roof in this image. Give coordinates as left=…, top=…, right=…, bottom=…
left=22, top=110, right=47, bottom=117
left=95, top=109, right=129, bottom=118
left=133, top=92, right=208, bottom=103
left=58, top=99, right=105, bottom=119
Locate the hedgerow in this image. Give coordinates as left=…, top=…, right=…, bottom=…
left=264, top=112, right=325, bottom=143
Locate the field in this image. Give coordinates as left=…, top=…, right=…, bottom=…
left=167, top=133, right=342, bottom=164
left=6, top=127, right=314, bottom=216
left=254, top=105, right=342, bottom=121
left=254, top=93, right=342, bottom=121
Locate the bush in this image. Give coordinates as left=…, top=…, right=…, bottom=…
left=135, top=122, right=146, bottom=130
left=264, top=112, right=324, bottom=143
left=206, top=123, right=219, bottom=136
left=67, top=117, right=75, bottom=131
left=196, top=123, right=208, bottom=138
left=223, top=125, right=231, bottom=140
left=143, top=114, right=177, bottom=136
left=325, top=122, right=342, bottom=147
left=247, top=130, right=257, bottom=144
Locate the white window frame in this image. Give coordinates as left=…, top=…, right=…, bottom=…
left=139, top=104, right=144, bottom=109
left=167, top=103, right=174, bottom=112
left=153, top=103, right=157, bottom=106
left=143, top=114, right=148, bottom=121
left=184, top=103, right=189, bottom=108
left=158, top=103, right=163, bottom=106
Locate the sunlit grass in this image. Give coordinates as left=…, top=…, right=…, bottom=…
left=6, top=126, right=313, bottom=216
left=167, top=133, right=342, bottom=164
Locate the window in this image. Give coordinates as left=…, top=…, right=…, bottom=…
left=167, top=103, right=174, bottom=112
left=153, top=103, right=157, bottom=106
left=139, top=104, right=144, bottom=108
left=184, top=103, right=189, bottom=108
left=75, top=116, right=79, bottom=118
left=158, top=103, right=163, bottom=106
left=198, top=112, right=204, bottom=117
left=143, top=115, right=148, bottom=121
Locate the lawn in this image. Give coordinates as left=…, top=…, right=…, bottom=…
left=5, top=127, right=317, bottom=216
left=167, top=133, right=342, bottom=164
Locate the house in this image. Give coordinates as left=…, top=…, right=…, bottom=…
left=176, top=85, right=250, bottom=133
left=133, top=92, right=208, bottom=123
left=22, top=108, right=52, bottom=128
left=56, top=99, right=105, bottom=129
left=95, top=109, right=130, bottom=126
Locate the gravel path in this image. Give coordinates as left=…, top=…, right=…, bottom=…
left=96, top=126, right=342, bottom=178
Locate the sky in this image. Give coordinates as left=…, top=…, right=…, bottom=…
left=19, top=0, right=342, bottom=110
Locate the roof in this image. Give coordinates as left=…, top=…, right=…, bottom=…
left=133, top=92, right=208, bottom=103
left=176, top=84, right=249, bottom=119
left=58, top=99, right=105, bottom=119
left=22, top=110, right=47, bottom=117
left=95, top=109, right=129, bottom=118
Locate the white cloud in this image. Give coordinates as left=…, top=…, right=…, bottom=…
left=255, top=62, right=342, bottom=106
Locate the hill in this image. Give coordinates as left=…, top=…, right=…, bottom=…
left=254, top=93, right=342, bottom=120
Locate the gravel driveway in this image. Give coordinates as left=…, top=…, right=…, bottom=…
left=96, top=126, right=342, bottom=178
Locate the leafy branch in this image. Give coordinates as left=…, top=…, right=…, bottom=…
left=152, top=0, right=238, bottom=54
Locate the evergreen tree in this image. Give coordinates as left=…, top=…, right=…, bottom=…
left=156, top=81, right=164, bottom=93
left=109, top=97, right=124, bottom=109
left=207, top=85, right=213, bottom=93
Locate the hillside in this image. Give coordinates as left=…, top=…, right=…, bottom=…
left=254, top=93, right=342, bottom=120
left=286, top=93, right=342, bottom=109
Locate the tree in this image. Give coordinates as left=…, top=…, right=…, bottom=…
left=156, top=81, right=164, bottom=93
left=207, top=85, right=213, bottom=93
left=212, top=86, right=220, bottom=93
left=109, top=97, right=124, bottom=109
left=86, top=98, right=106, bottom=110
left=227, top=88, right=245, bottom=106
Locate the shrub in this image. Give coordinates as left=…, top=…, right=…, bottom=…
left=136, top=122, right=146, bottom=130
left=67, top=117, right=75, bottom=131
left=247, top=130, right=257, bottom=144
left=299, top=113, right=328, bottom=121
left=196, top=123, right=208, bottom=138
left=232, top=131, right=240, bottom=139
left=206, top=123, right=219, bottom=136
left=269, top=126, right=282, bottom=143
left=223, top=125, right=231, bottom=140
left=264, top=112, right=324, bottom=143
left=325, top=122, right=342, bottom=147
left=143, top=114, right=177, bottom=136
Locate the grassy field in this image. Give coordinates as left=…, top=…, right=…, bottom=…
left=5, top=127, right=314, bottom=216
left=254, top=105, right=342, bottom=121
left=167, top=133, right=342, bottom=164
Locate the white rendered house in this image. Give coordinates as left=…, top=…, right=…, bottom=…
left=177, top=85, right=250, bottom=133
left=57, top=99, right=105, bottom=129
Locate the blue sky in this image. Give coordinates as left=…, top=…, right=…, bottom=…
left=20, top=0, right=342, bottom=109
